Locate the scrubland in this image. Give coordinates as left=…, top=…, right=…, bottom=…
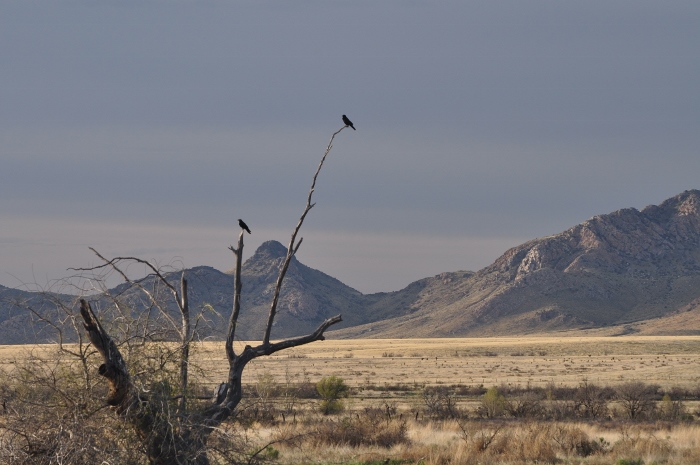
left=2, top=336, right=700, bottom=464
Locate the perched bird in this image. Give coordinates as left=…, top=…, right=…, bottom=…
left=238, top=219, right=251, bottom=234
left=342, top=114, right=355, bottom=130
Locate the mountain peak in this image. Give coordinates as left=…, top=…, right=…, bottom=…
left=239, top=240, right=293, bottom=278
left=255, top=240, right=288, bottom=259
left=654, top=189, right=700, bottom=216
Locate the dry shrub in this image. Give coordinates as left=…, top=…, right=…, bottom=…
left=0, top=355, right=147, bottom=465
left=679, top=447, right=700, bottom=464
left=550, top=423, right=607, bottom=457
left=458, top=421, right=604, bottom=464
left=611, top=433, right=673, bottom=461
left=456, top=421, right=556, bottom=463
left=502, top=422, right=558, bottom=464
left=506, top=391, right=545, bottom=418
left=460, top=422, right=507, bottom=455
left=423, top=386, right=461, bottom=419
left=309, top=410, right=409, bottom=448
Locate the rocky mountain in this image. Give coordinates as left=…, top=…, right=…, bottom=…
left=0, top=240, right=422, bottom=343
left=0, top=283, right=92, bottom=344
left=3, top=190, right=700, bottom=343
left=333, top=189, right=700, bottom=337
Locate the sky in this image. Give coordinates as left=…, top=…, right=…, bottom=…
left=1, top=1, right=699, bottom=294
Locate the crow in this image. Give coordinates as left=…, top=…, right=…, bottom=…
left=238, top=219, right=251, bottom=234
left=342, top=114, right=355, bottom=130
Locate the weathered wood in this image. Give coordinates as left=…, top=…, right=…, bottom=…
left=263, top=126, right=347, bottom=345
left=79, top=299, right=138, bottom=414
left=179, top=274, right=190, bottom=413
left=80, top=125, right=348, bottom=464
left=225, top=230, right=245, bottom=363
left=81, top=298, right=209, bottom=465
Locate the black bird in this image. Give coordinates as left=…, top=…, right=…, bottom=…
left=342, top=114, right=355, bottom=130
left=238, top=219, right=251, bottom=234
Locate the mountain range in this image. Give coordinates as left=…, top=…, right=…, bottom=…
left=2, top=190, right=700, bottom=343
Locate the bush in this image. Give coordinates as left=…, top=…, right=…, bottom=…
left=316, top=375, right=349, bottom=415
left=550, top=424, right=608, bottom=457
left=506, top=391, right=544, bottom=418
left=616, top=382, right=655, bottom=419
left=658, top=393, right=688, bottom=420
left=477, top=386, right=506, bottom=418
left=574, top=380, right=610, bottom=419
left=422, top=386, right=459, bottom=419
left=311, top=410, right=409, bottom=448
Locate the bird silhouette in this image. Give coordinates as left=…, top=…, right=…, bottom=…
left=238, top=219, right=251, bottom=234
left=342, top=114, right=355, bottom=130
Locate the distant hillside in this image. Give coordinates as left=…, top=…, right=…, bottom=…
left=3, top=190, right=700, bottom=343
left=0, top=240, right=424, bottom=343
left=332, top=189, right=700, bottom=338
left=0, top=285, right=78, bottom=344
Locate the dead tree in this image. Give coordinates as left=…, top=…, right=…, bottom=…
left=78, top=126, right=348, bottom=465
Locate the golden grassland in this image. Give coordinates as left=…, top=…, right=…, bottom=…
left=2, top=336, right=700, bottom=390
left=2, top=336, right=700, bottom=464
left=223, top=336, right=700, bottom=390
left=253, top=420, right=700, bottom=465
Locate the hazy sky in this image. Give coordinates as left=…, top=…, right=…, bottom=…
left=2, top=1, right=699, bottom=293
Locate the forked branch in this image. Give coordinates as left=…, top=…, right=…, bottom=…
left=262, top=126, right=347, bottom=345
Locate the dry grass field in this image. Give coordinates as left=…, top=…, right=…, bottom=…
left=5, top=335, right=699, bottom=389
left=3, top=336, right=700, bottom=464
left=194, top=335, right=700, bottom=390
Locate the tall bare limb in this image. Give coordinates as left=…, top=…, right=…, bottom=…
left=263, top=125, right=347, bottom=345
left=178, top=273, right=190, bottom=413
left=225, top=230, right=245, bottom=362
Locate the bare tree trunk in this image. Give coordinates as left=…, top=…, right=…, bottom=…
left=81, top=296, right=210, bottom=465
left=79, top=299, right=139, bottom=415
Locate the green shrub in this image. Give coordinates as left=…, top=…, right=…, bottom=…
left=316, top=375, right=349, bottom=415
left=478, top=386, right=506, bottom=418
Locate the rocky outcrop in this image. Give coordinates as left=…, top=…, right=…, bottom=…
left=334, top=190, right=700, bottom=338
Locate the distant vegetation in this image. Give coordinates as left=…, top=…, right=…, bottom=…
left=2, top=338, right=700, bottom=464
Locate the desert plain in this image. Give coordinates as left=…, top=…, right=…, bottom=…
left=2, top=335, right=699, bottom=391
left=211, top=335, right=700, bottom=390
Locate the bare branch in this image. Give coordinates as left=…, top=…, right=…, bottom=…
left=263, top=125, right=347, bottom=345
left=80, top=248, right=183, bottom=335
left=258, top=314, right=342, bottom=356
left=225, top=230, right=245, bottom=362
left=179, top=273, right=190, bottom=413
left=293, top=237, right=303, bottom=256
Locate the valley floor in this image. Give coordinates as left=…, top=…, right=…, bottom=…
left=188, top=335, right=700, bottom=391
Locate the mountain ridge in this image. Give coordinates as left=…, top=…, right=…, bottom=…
left=3, top=190, right=700, bottom=343
left=332, top=189, right=700, bottom=337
